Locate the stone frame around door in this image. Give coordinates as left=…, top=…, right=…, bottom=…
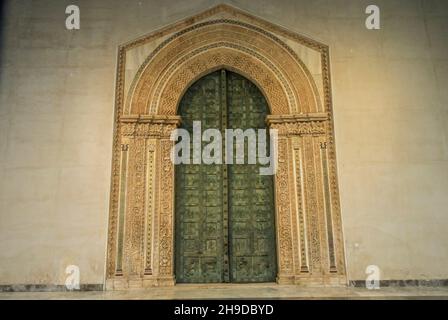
left=105, top=4, right=347, bottom=290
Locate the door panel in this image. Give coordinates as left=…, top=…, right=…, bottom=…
left=175, top=70, right=276, bottom=283
left=175, top=71, right=224, bottom=283
left=227, top=72, right=277, bottom=282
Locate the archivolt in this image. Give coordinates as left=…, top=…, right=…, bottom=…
left=126, top=20, right=321, bottom=116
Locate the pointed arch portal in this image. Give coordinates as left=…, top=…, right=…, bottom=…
left=106, top=5, right=346, bottom=289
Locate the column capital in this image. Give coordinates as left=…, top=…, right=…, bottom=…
left=120, top=115, right=181, bottom=138
left=266, top=113, right=328, bottom=136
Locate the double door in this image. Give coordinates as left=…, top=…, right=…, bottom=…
left=175, top=70, right=277, bottom=283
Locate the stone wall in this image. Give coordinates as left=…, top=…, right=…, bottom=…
left=0, top=0, right=447, bottom=286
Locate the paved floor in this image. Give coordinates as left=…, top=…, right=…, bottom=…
left=1, top=284, right=448, bottom=299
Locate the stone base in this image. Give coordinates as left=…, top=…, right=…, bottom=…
left=106, top=276, right=176, bottom=290
left=107, top=275, right=345, bottom=290
left=276, top=274, right=346, bottom=287
left=276, top=274, right=295, bottom=285
left=293, top=275, right=347, bottom=287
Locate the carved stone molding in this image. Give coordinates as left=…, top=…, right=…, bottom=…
left=267, top=113, right=328, bottom=136
left=269, top=121, right=326, bottom=136
left=267, top=113, right=328, bottom=123
left=127, top=20, right=323, bottom=115
left=120, top=115, right=181, bottom=138
left=106, top=5, right=347, bottom=289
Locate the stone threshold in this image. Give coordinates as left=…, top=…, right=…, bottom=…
left=1, top=279, right=448, bottom=292
left=1, top=285, right=448, bottom=300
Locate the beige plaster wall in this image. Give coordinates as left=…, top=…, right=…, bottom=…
left=0, top=0, right=447, bottom=285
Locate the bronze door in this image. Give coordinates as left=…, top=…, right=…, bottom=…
left=175, top=70, right=277, bottom=283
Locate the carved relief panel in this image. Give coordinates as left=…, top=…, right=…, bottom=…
left=268, top=115, right=345, bottom=285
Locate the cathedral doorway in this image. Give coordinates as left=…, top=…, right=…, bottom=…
left=105, top=5, right=347, bottom=289
left=175, top=70, right=277, bottom=283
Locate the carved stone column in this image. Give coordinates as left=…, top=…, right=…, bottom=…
left=151, top=136, right=177, bottom=286
left=106, top=115, right=180, bottom=289
left=267, top=113, right=346, bottom=286
left=271, top=132, right=295, bottom=284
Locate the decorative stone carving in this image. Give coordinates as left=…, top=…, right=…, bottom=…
left=106, top=4, right=346, bottom=289
left=126, top=20, right=323, bottom=115
left=158, top=140, right=175, bottom=279
left=123, top=137, right=146, bottom=276
left=144, top=139, right=156, bottom=275
left=120, top=115, right=181, bottom=138
left=270, top=121, right=326, bottom=136
left=274, top=137, right=295, bottom=284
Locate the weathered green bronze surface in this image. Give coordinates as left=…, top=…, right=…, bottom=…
left=175, top=70, right=276, bottom=283
left=227, top=72, right=277, bottom=283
